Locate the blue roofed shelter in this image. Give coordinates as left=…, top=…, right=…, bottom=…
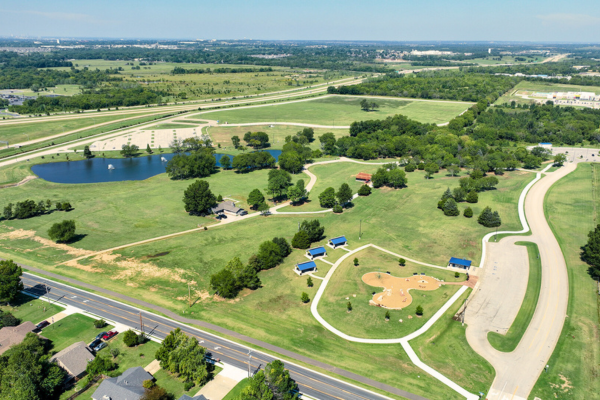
left=295, top=261, right=317, bottom=275
left=448, top=257, right=472, bottom=270
left=328, top=236, right=347, bottom=248
left=306, top=246, right=327, bottom=260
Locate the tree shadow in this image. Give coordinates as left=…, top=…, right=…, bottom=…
left=67, top=233, right=88, bottom=244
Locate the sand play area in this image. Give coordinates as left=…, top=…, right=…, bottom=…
left=362, top=272, right=442, bottom=309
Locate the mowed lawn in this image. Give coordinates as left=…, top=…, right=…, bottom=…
left=0, top=292, right=64, bottom=324
left=317, top=247, right=465, bottom=339
left=41, top=314, right=114, bottom=352
left=530, top=163, right=600, bottom=400
left=200, top=96, right=472, bottom=125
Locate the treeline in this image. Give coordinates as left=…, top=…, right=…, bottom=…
left=0, top=67, right=121, bottom=90
left=3, top=199, right=72, bottom=220
left=328, top=71, right=520, bottom=102
left=172, top=66, right=273, bottom=74
left=0, top=51, right=73, bottom=68
left=9, top=85, right=165, bottom=113
left=166, top=148, right=217, bottom=180
left=231, top=151, right=276, bottom=172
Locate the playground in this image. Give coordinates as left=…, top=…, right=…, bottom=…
left=362, top=272, right=442, bottom=309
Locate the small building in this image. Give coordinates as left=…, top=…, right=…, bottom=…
left=0, top=321, right=39, bottom=355
left=448, top=257, right=472, bottom=270
left=295, top=261, right=318, bottom=275
left=211, top=201, right=248, bottom=217
left=538, top=142, right=552, bottom=149
left=328, top=236, right=348, bottom=248
left=50, top=341, right=95, bottom=380
left=92, top=367, right=153, bottom=400
left=356, top=172, right=372, bottom=183
left=306, top=246, right=327, bottom=260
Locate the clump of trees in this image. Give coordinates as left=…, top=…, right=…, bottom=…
left=478, top=206, right=502, bottom=228
left=372, top=164, right=407, bottom=189
left=278, top=139, right=313, bottom=174
left=166, top=148, right=216, bottom=180
left=243, top=131, right=270, bottom=149
left=2, top=199, right=72, bottom=220
left=292, top=220, right=325, bottom=249
left=120, top=143, right=140, bottom=158
left=267, top=169, right=292, bottom=200
left=581, top=224, right=600, bottom=279
left=232, top=151, right=276, bottom=172
left=155, top=328, right=213, bottom=387
left=287, top=179, right=308, bottom=205
left=360, top=99, right=379, bottom=111
left=240, top=359, right=298, bottom=400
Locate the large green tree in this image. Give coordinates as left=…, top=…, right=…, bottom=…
left=582, top=224, right=600, bottom=278
left=336, top=183, right=353, bottom=206
left=257, top=241, right=284, bottom=270
left=210, top=269, right=239, bottom=298
left=248, top=189, right=265, bottom=209
left=47, top=220, right=76, bottom=243
left=300, top=219, right=324, bottom=243
left=267, top=169, right=292, bottom=199
left=0, top=260, right=23, bottom=304
left=183, top=180, right=216, bottom=216
left=318, top=187, right=336, bottom=208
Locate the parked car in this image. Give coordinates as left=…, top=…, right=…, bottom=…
left=95, top=331, right=108, bottom=340
left=102, top=330, right=118, bottom=341
left=93, top=342, right=107, bottom=352
left=89, top=339, right=102, bottom=349
left=36, top=321, right=50, bottom=330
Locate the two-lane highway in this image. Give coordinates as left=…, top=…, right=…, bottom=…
left=20, top=272, right=427, bottom=400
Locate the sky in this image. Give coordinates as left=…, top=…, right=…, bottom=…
left=1, top=0, right=600, bottom=42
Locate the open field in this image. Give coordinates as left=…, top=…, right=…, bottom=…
left=0, top=292, right=64, bottom=323
left=1, top=84, right=82, bottom=97
left=201, top=96, right=471, bottom=125
left=487, top=242, right=542, bottom=352
left=530, top=163, right=600, bottom=400
left=495, top=80, right=600, bottom=105
left=141, top=122, right=201, bottom=130
left=41, top=313, right=115, bottom=352
left=411, top=288, right=496, bottom=395
left=317, top=247, right=465, bottom=339
left=469, top=55, right=546, bottom=65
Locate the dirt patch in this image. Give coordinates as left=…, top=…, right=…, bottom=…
left=126, top=282, right=139, bottom=288
left=112, top=258, right=188, bottom=283
left=64, top=259, right=102, bottom=273
left=0, top=229, right=94, bottom=257
left=362, top=272, right=442, bottom=309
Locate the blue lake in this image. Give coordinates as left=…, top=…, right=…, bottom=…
left=31, top=150, right=282, bottom=184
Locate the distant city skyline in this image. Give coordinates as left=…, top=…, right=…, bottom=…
left=1, top=0, right=599, bottom=42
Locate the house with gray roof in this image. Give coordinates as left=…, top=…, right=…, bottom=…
left=92, top=366, right=153, bottom=400
left=50, top=341, right=95, bottom=380
left=0, top=321, right=39, bottom=355
left=211, top=201, right=248, bottom=216
left=177, top=395, right=208, bottom=400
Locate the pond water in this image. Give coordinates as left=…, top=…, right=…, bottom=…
left=31, top=150, right=282, bottom=184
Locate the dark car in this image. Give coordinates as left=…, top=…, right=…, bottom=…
left=36, top=321, right=50, bottom=330
left=89, top=339, right=102, bottom=349
left=102, top=330, right=118, bottom=341
left=95, top=331, right=108, bottom=340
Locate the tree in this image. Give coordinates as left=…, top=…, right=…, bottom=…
left=183, top=180, right=216, bottom=216
left=83, top=145, right=93, bottom=159
left=333, top=204, right=343, bottom=213
left=298, top=128, right=314, bottom=142
left=258, top=201, right=270, bottom=215
left=291, top=231, right=311, bottom=249
left=369, top=102, right=379, bottom=111
left=441, top=187, right=453, bottom=201
left=347, top=301, right=352, bottom=312
left=243, top=131, right=270, bottom=149
left=86, top=355, right=116, bottom=376
left=452, top=187, right=466, bottom=202
left=272, top=237, right=292, bottom=257
left=278, top=151, right=304, bottom=174
left=141, top=385, right=170, bottom=400
left=416, top=305, right=424, bottom=316
left=553, top=153, right=567, bottom=167
left=478, top=206, right=501, bottom=227
left=120, top=143, right=139, bottom=158
left=387, top=168, right=407, bottom=188
left=581, top=224, right=600, bottom=278
left=231, top=136, right=241, bottom=149
left=357, top=184, right=372, bottom=196
left=424, top=163, right=439, bottom=179
left=287, top=185, right=303, bottom=204
left=398, top=258, right=406, bottom=266
left=220, top=155, right=231, bottom=170
left=443, top=198, right=460, bottom=216
left=225, top=257, right=245, bottom=280
left=217, top=194, right=223, bottom=202
left=123, top=329, right=139, bottom=347
left=464, top=207, right=473, bottom=218
left=210, top=269, right=239, bottom=298
left=267, top=169, right=292, bottom=199
left=0, top=260, right=23, bottom=304
left=353, top=258, right=359, bottom=266
left=371, top=168, right=388, bottom=188
left=257, top=241, right=284, bottom=270
left=48, top=220, right=76, bottom=243
left=385, top=310, right=390, bottom=320
left=318, top=132, right=336, bottom=154
left=336, top=183, right=353, bottom=206
left=240, top=370, right=274, bottom=400
left=300, top=219, right=324, bottom=243
left=523, top=154, right=542, bottom=169
left=405, top=163, right=416, bottom=172
left=318, top=187, right=336, bottom=208
left=307, top=277, right=313, bottom=287
left=264, top=360, right=298, bottom=399
left=466, top=190, right=478, bottom=203
left=248, top=189, right=265, bottom=209
left=360, top=98, right=369, bottom=111
left=448, top=165, right=460, bottom=176
left=146, top=144, right=152, bottom=154
left=301, top=292, right=309, bottom=303
left=3, top=203, right=13, bottom=220
left=155, top=329, right=211, bottom=386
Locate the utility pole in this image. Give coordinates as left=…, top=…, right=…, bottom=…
left=247, top=350, right=253, bottom=378
left=45, top=284, right=50, bottom=303
left=139, top=312, right=144, bottom=335
left=188, top=283, right=192, bottom=308
left=359, top=219, right=362, bottom=239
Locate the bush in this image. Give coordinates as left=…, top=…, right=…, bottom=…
left=291, top=231, right=311, bottom=249
left=417, top=163, right=425, bottom=170
left=47, top=220, right=76, bottom=243
left=93, top=319, right=106, bottom=328
left=385, top=310, right=390, bottom=320
left=399, top=258, right=406, bottom=266
left=183, top=381, right=194, bottom=391
left=404, top=163, right=416, bottom=172
left=86, top=355, right=117, bottom=376
left=455, top=272, right=460, bottom=278
left=357, top=184, right=372, bottom=196
left=437, top=199, right=446, bottom=209
left=466, top=190, right=478, bottom=203
left=143, top=380, right=156, bottom=389
left=123, top=329, right=139, bottom=347
left=464, top=207, right=473, bottom=218
left=332, top=204, right=343, bottom=213
left=443, top=198, right=460, bottom=216
left=318, top=187, right=336, bottom=208
left=478, top=206, right=502, bottom=227
left=416, top=305, right=424, bottom=316
left=301, top=292, right=310, bottom=303
left=347, top=302, right=352, bottom=311
left=307, top=277, right=313, bottom=287
left=353, top=258, right=359, bottom=266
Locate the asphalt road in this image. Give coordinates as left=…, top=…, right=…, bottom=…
left=19, top=271, right=427, bottom=400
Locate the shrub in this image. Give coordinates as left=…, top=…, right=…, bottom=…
left=464, top=207, right=473, bottom=218
left=353, top=258, right=359, bottom=266
left=416, top=305, right=424, bottom=316
left=184, top=381, right=194, bottom=391
left=404, top=163, right=416, bottom=172
left=478, top=206, right=502, bottom=227
left=307, top=277, right=313, bottom=287
left=143, top=379, right=156, bottom=389
left=455, top=272, right=460, bottom=278
left=357, top=184, right=372, bottom=196
left=443, top=198, right=460, bottom=216
left=291, top=231, right=311, bottom=249
left=437, top=199, right=446, bottom=209
left=332, top=204, right=343, bottom=213
left=385, top=310, right=390, bottom=320
left=123, top=329, right=139, bottom=347
left=93, top=319, right=106, bottom=328
left=399, top=258, right=406, bottom=266
left=347, top=302, right=352, bottom=311
left=417, top=163, right=425, bottom=170
left=48, top=220, right=76, bottom=243
left=466, top=190, right=478, bottom=203
left=110, top=348, right=120, bottom=359
left=301, top=292, right=310, bottom=303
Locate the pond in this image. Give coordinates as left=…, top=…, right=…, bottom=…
left=30, top=150, right=282, bottom=184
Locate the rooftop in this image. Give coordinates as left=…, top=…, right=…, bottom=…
left=449, top=257, right=472, bottom=267
left=307, top=247, right=326, bottom=256
left=50, top=341, right=95, bottom=378
left=92, top=367, right=153, bottom=400
left=211, top=201, right=246, bottom=214
left=356, top=172, right=372, bottom=181
left=0, top=321, right=37, bottom=355
left=296, top=261, right=317, bottom=271
left=330, top=236, right=347, bottom=245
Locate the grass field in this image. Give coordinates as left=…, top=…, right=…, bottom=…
left=318, top=247, right=465, bottom=339
left=141, top=122, right=202, bottom=130
left=469, top=56, right=546, bottom=65
left=200, top=96, right=472, bottom=125
left=41, top=313, right=114, bottom=352
left=530, top=163, right=600, bottom=400
left=97, top=335, right=161, bottom=373
left=411, top=288, right=496, bottom=395
left=495, top=80, right=600, bottom=106
left=0, top=292, right=64, bottom=323
left=222, top=378, right=249, bottom=399
left=487, top=242, right=542, bottom=352
left=2, top=84, right=82, bottom=97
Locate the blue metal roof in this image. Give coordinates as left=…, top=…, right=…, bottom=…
left=297, top=261, right=317, bottom=271
left=449, top=257, right=472, bottom=267
left=330, top=236, right=347, bottom=245
left=307, top=247, right=326, bottom=256
left=539, top=142, right=552, bottom=145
